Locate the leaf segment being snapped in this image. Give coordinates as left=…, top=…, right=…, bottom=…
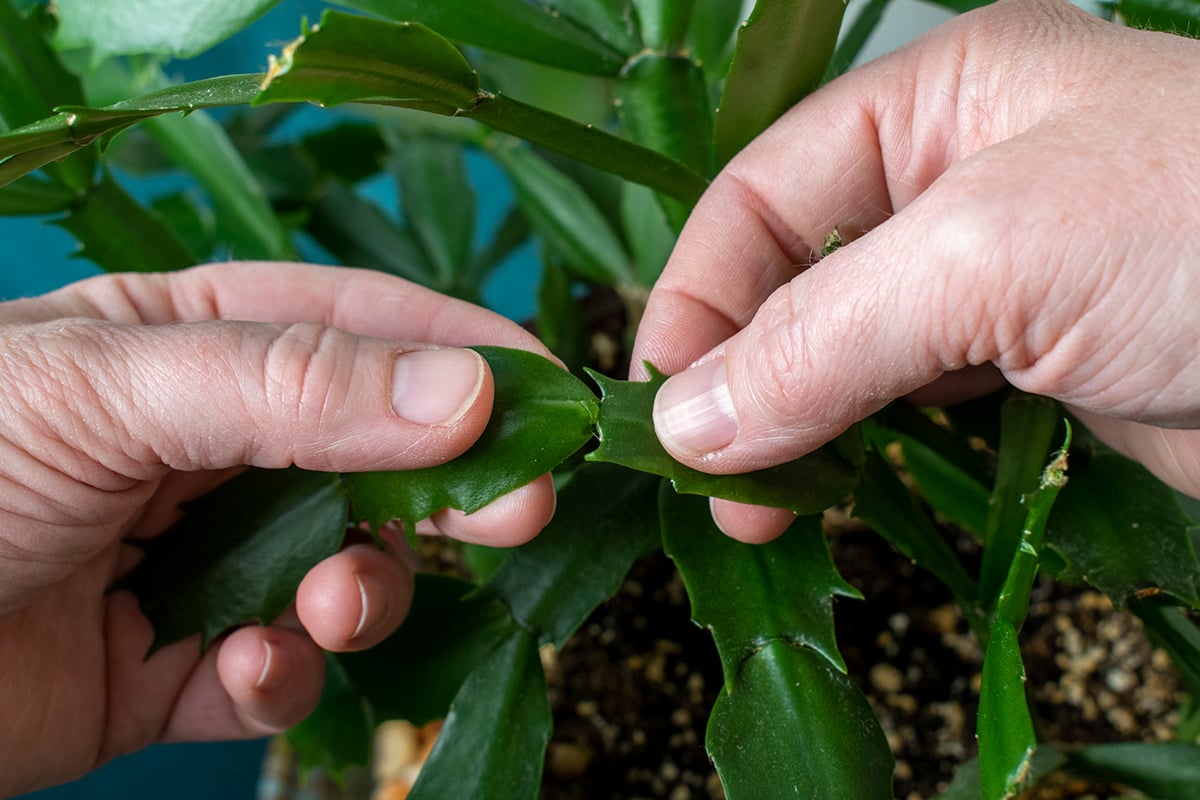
left=349, top=347, right=864, bottom=535
left=120, top=347, right=863, bottom=653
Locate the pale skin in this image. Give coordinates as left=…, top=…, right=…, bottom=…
left=0, top=261, right=557, bottom=796
left=11, top=0, right=1200, bottom=792
left=636, top=0, right=1200, bottom=543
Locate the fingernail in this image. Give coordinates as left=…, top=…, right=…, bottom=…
left=653, top=357, right=738, bottom=457
left=351, top=572, right=389, bottom=641
left=392, top=348, right=485, bottom=425
left=255, top=639, right=291, bottom=691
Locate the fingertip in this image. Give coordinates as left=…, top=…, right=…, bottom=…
left=296, top=542, right=415, bottom=652
left=216, top=626, right=325, bottom=733
left=710, top=497, right=795, bottom=544
left=426, top=473, right=556, bottom=546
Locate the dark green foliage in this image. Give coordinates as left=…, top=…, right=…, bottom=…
left=5, top=0, right=1200, bottom=796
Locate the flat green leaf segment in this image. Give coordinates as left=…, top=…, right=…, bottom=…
left=978, top=620, right=1036, bottom=800
left=258, top=11, right=707, bottom=205
left=286, top=654, right=375, bottom=772
left=0, top=74, right=263, bottom=189
left=588, top=366, right=863, bottom=513
left=853, top=451, right=978, bottom=606
left=1067, top=741, right=1200, bottom=799
left=715, top=0, right=848, bottom=167
left=661, top=488, right=859, bottom=684
left=409, top=630, right=551, bottom=800
left=332, top=0, right=633, bottom=75
left=487, top=464, right=661, bottom=649
left=707, top=641, right=895, bottom=800
left=119, top=468, right=348, bottom=652
left=344, top=346, right=599, bottom=532
left=337, top=575, right=518, bottom=727
left=1047, top=445, right=1200, bottom=608
left=54, top=0, right=281, bottom=61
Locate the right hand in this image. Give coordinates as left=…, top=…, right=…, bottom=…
left=633, top=0, right=1200, bottom=542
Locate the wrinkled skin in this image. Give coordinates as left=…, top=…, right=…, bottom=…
left=0, top=261, right=556, bottom=795
left=635, top=0, right=1200, bottom=542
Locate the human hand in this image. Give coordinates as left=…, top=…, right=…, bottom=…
left=633, top=0, right=1200, bottom=542
left=0, top=261, right=556, bottom=795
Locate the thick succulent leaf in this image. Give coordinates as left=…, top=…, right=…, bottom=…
left=0, top=74, right=263, bottom=189
left=544, top=0, right=640, bottom=54
left=54, top=0, right=280, bottom=61
left=1112, top=0, right=1200, bottom=31
left=1067, top=742, right=1200, bottom=799
left=686, top=0, right=745, bottom=79
left=331, top=0, right=630, bottom=74
left=119, top=468, right=349, bottom=652
left=256, top=12, right=707, bottom=205
left=408, top=629, right=550, bottom=800
left=661, top=488, right=860, bottom=683
left=977, top=619, right=1036, bottom=800
left=143, top=111, right=294, bottom=260
left=53, top=172, right=197, bottom=271
left=489, top=142, right=634, bottom=286
left=707, top=640, right=894, bottom=800
left=1046, top=446, right=1200, bottom=608
left=714, top=0, right=848, bottom=168
left=388, top=135, right=476, bottom=289
left=852, top=452, right=977, bottom=606
left=487, top=464, right=661, bottom=649
left=287, top=653, right=374, bottom=773
left=588, top=365, right=862, bottom=514
left=616, top=54, right=713, bottom=174
left=469, top=95, right=707, bottom=206
left=994, top=428, right=1070, bottom=626
left=631, top=0, right=694, bottom=50
left=344, top=347, right=599, bottom=532
left=256, top=11, right=479, bottom=112
left=933, top=749, right=1068, bottom=800
left=336, top=574, right=518, bottom=726
left=617, top=53, right=712, bottom=227
left=978, top=394, right=1061, bottom=612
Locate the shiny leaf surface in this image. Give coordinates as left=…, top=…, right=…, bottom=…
left=588, top=365, right=862, bottom=513
left=714, top=0, right=847, bottom=167
left=661, top=489, right=859, bottom=683
left=332, top=0, right=630, bottom=74
left=345, top=347, right=599, bottom=532
left=256, top=11, right=479, bottom=112
left=487, top=464, right=661, bottom=649
left=707, top=640, right=894, bottom=800
left=336, top=574, right=518, bottom=725
left=978, top=619, right=1036, bottom=800
left=409, top=630, right=551, bottom=800
left=120, top=468, right=348, bottom=651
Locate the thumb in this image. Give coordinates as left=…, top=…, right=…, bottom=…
left=649, top=205, right=997, bottom=474
left=4, top=318, right=493, bottom=479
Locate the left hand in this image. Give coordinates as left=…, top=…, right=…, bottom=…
left=0, top=261, right=557, bottom=795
